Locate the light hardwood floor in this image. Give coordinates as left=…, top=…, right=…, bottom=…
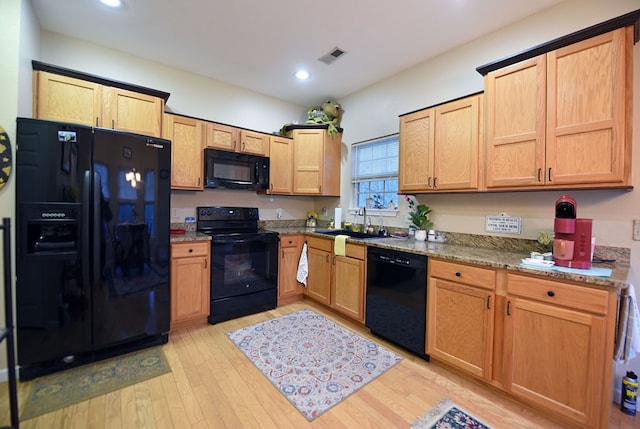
left=1, top=300, right=636, bottom=428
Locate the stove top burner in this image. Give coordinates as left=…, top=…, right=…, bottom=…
left=196, top=206, right=277, bottom=238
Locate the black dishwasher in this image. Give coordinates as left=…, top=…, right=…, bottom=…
left=365, top=247, right=429, bottom=360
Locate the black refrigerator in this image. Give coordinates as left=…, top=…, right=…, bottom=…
left=15, top=117, right=171, bottom=380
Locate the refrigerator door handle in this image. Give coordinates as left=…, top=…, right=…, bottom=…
left=82, top=170, right=91, bottom=288
left=92, top=171, right=101, bottom=287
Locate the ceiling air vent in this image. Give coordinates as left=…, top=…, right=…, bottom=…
left=318, top=47, right=347, bottom=65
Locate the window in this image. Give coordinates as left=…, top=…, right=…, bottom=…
left=351, top=134, right=399, bottom=210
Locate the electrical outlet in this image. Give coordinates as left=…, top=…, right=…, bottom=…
left=276, top=208, right=283, bottom=219
left=633, top=219, right=640, bottom=241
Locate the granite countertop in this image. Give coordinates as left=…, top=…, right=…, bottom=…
left=170, top=231, right=211, bottom=243
left=268, top=226, right=629, bottom=290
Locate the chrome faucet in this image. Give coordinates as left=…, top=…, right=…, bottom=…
left=361, top=206, right=367, bottom=233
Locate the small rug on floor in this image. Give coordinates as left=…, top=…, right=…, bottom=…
left=226, top=308, right=403, bottom=421
left=21, top=347, right=171, bottom=421
left=411, top=398, right=493, bottom=429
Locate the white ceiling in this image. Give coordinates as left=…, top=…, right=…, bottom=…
left=30, top=0, right=565, bottom=107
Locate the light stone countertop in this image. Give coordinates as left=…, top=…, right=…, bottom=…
left=268, top=226, right=629, bottom=290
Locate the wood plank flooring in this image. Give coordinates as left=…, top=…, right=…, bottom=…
left=1, top=300, right=636, bottom=428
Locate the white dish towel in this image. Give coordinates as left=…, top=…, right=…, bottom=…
left=296, top=242, right=308, bottom=287
left=615, top=284, right=640, bottom=362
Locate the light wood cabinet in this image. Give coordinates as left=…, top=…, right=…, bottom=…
left=305, top=235, right=366, bottom=323
left=277, top=235, right=304, bottom=304
left=288, top=128, right=341, bottom=196
left=268, top=135, right=294, bottom=194
left=427, top=259, right=495, bottom=380
left=163, top=113, right=204, bottom=190
left=399, top=94, right=482, bottom=193
left=332, top=243, right=366, bottom=323
left=305, top=236, right=332, bottom=305
left=502, top=273, right=617, bottom=429
left=205, top=122, right=269, bottom=155
left=485, top=27, right=632, bottom=190
left=34, top=70, right=165, bottom=137
left=170, top=241, right=210, bottom=331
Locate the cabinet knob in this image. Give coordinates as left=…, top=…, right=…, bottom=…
left=455, top=272, right=461, bottom=277
left=547, top=290, right=555, bottom=297
left=189, top=248, right=193, bottom=253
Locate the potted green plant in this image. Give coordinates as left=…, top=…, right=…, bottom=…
left=405, top=195, right=433, bottom=240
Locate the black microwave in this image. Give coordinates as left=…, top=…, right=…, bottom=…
left=204, top=148, right=270, bottom=190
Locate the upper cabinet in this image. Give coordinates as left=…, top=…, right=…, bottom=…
left=484, top=27, right=633, bottom=190
left=399, top=94, right=482, bottom=193
left=268, top=134, right=294, bottom=194
left=205, top=122, right=269, bottom=156
left=33, top=64, right=167, bottom=138
left=163, top=113, right=204, bottom=190
left=287, top=126, right=341, bottom=196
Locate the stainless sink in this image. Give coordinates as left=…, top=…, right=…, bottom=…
left=315, top=229, right=384, bottom=239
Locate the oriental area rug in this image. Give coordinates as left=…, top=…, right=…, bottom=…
left=20, top=347, right=171, bottom=420
left=226, top=308, right=403, bottom=421
left=411, top=398, right=493, bottom=429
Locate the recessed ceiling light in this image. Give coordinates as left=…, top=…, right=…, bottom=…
left=100, top=0, right=122, bottom=7
left=295, top=70, right=310, bottom=80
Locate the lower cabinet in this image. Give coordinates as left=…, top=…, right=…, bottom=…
left=502, top=273, right=617, bottom=429
left=427, top=259, right=495, bottom=380
left=170, top=241, right=210, bottom=331
left=305, top=235, right=366, bottom=323
left=427, top=259, right=617, bottom=429
left=277, top=235, right=305, bottom=304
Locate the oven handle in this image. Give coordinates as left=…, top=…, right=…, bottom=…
left=212, top=236, right=279, bottom=245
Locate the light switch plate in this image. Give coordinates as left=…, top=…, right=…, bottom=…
left=633, top=219, right=640, bottom=241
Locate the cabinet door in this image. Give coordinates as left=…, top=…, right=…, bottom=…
left=433, top=96, right=481, bottom=191
left=546, top=28, right=630, bottom=186
left=240, top=130, right=269, bottom=155
left=170, top=243, right=210, bottom=329
left=427, top=278, right=494, bottom=379
left=305, top=246, right=331, bottom=305
left=292, top=129, right=324, bottom=194
left=332, top=255, right=365, bottom=322
left=164, top=114, right=204, bottom=190
left=278, top=235, right=303, bottom=301
left=485, top=56, right=546, bottom=188
left=104, top=87, right=164, bottom=137
left=34, top=71, right=103, bottom=126
left=269, top=135, right=293, bottom=194
left=399, top=108, right=434, bottom=192
left=206, top=123, right=238, bottom=151
left=503, top=297, right=605, bottom=427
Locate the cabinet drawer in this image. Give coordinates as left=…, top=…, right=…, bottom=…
left=430, top=259, right=495, bottom=290
left=171, top=241, right=210, bottom=258
left=507, top=273, right=609, bottom=315
left=306, top=235, right=332, bottom=252
left=345, top=243, right=365, bottom=260
left=280, top=235, right=300, bottom=248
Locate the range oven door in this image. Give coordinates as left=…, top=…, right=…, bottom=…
left=210, top=234, right=279, bottom=299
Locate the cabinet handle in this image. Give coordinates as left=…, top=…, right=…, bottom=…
left=427, top=176, right=432, bottom=188
left=197, top=177, right=201, bottom=186
left=96, top=116, right=99, bottom=127
left=326, top=255, right=329, bottom=263
left=547, top=290, right=555, bottom=297
left=111, top=119, right=115, bottom=129
left=281, top=250, right=284, bottom=259
left=507, top=300, right=511, bottom=316
left=204, top=259, right=208, bottom=269
left=547, top=168, right=552, bottom=182
left=332, top=256, right=336, bottom=265
left=486, top=295, right=491, bottom=309
left=455, top=271, right=461, bottom=277
left=537, top=168, right=542, bottom=182
left=433, top=177, right=438, bottom=188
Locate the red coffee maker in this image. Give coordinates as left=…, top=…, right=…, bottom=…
left=553, top=194, right=592, bottom=269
